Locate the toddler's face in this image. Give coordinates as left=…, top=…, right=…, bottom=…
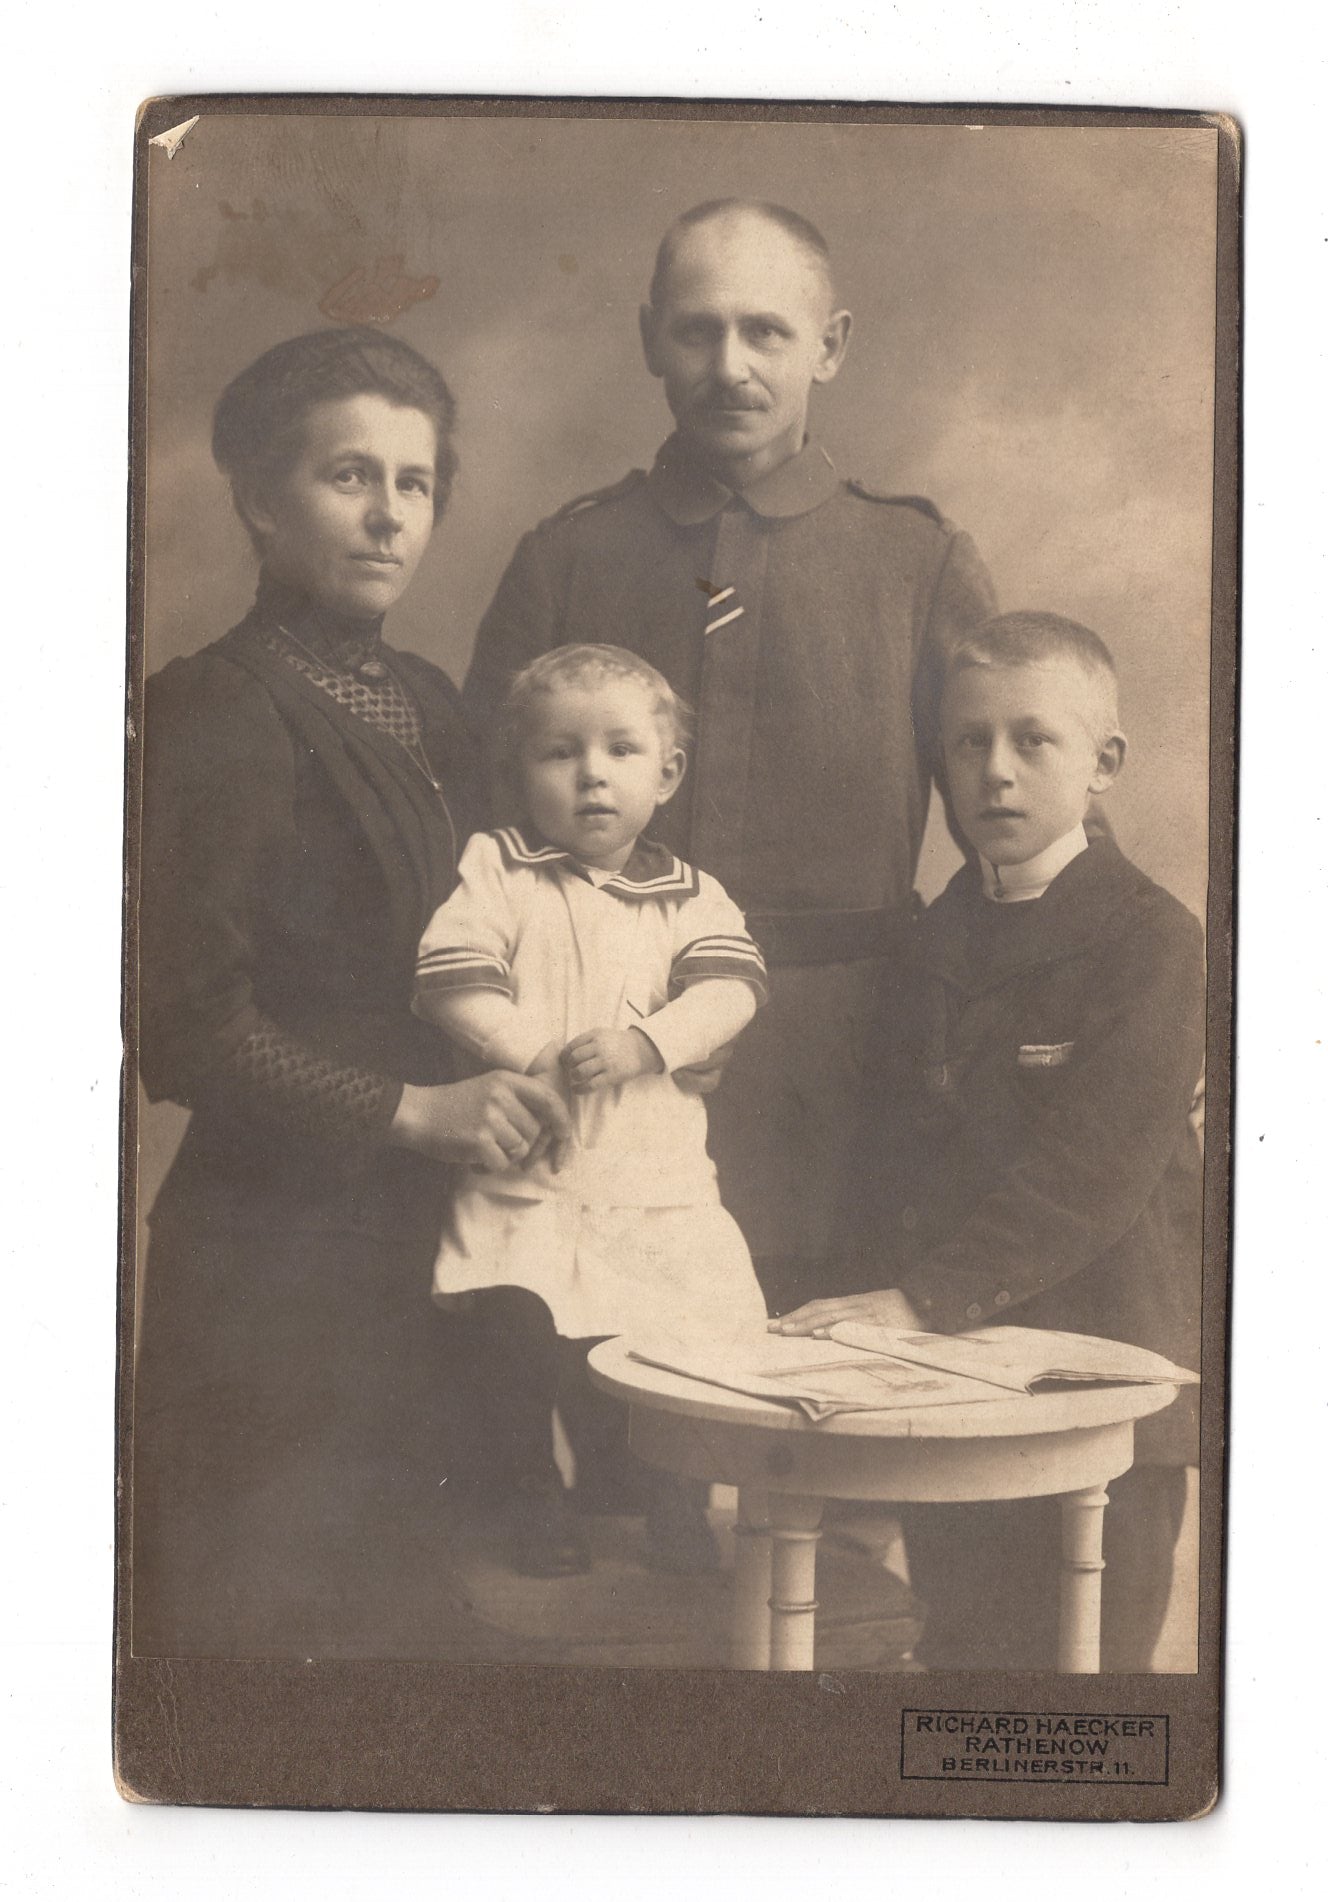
left=246, top=393, right=437, bottom=621
left=941, top=660, right=1123, bottom=868
left=517, top=680, right=684, bottom=871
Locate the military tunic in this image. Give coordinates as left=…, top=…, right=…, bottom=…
left=465, top=435, right=996, bottom=1302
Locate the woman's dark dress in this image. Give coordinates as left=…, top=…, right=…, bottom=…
left=133, top=581, right=490, bottom=1658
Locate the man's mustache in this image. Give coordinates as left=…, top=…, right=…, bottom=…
left=695, top=391, right=769, bottom=412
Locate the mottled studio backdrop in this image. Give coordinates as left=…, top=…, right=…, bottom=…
left=139, top=111, right=1217, bottom=1207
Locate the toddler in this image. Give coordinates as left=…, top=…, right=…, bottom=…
left=415, top=644, right=769, bottom=1576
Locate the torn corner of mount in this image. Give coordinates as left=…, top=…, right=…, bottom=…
left=148, top=116, right=200, bottom=160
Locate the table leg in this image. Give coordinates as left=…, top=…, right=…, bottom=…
left=768, top=1495, right=824, bottom=1672
left=731, top=1488, right=773, bottom=1670
left=1058, top=1485, right=1110, bottom=1672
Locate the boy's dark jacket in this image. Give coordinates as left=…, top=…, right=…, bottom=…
left=848, top=837, right=1205, bottom=1465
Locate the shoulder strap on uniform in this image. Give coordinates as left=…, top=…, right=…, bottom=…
left=535, top=468, right=648, bottom=533
left=845, top=481, right=944, bottom=525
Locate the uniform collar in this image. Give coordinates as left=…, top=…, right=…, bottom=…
left=979, top=824, right=1089, bottom=903
left=494, top=824, right=700, bottom=900
left=646, top=433, right=841, bottom=526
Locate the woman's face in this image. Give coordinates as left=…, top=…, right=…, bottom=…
left=248, top=393, right=439, bottom=621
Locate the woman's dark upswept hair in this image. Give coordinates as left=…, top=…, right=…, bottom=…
left=212, top=327, right=458, bottom=541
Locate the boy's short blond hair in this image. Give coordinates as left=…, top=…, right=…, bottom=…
left=496, top=644, right=693, bottom=769
left=946, top=611, right=1122, bottom=747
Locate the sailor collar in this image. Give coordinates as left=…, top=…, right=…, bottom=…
left=494, top=824, right=700, bottom=900
left=646, top=434, right=841, bottom=527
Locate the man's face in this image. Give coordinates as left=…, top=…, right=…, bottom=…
left=941, top=660, right=1124, bottom=868
left=641, top=214, right=851, bottom=484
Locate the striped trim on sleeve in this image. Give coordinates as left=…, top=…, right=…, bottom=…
left=670, top=934, right=770, bottom=1005
left=413, top=944, right=513, bottom=996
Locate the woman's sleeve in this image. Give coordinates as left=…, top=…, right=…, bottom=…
left=895, top=899, right=1206, bottom=1334
left=138, top=657, right=401, bottom=1144
left=640, top=875, right=769, bottom=1074
left=413, top=834, right=553, bottom=1071
left=207, top=1019, right=401, bottom=1143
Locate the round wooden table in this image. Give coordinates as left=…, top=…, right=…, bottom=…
left=587, top=1338, right=1179, bottom=1673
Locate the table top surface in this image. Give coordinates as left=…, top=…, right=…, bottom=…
left=587, top=1337, right=1180, bottom=1442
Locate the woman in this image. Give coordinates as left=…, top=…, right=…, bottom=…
left=133, top=327, right=569, bottom=1658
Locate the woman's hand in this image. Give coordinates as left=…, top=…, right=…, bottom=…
left=526, top=1039, right=564, bottom=1081
left=390, top=1072, right=571, bottom=1174
left=768, top=1289, right=925, bottom=1337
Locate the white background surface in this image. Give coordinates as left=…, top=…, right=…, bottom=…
left=3, top=2, right=1323, bottom=1893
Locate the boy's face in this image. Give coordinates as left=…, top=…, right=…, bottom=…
left=941, top=660, right=1125, bottom=868
left=245, top=394, right=437, bottom=621
left=517, top=679, right=685, bottom=871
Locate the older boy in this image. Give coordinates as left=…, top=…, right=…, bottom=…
left=775, top=612, right=1204, bottom=1671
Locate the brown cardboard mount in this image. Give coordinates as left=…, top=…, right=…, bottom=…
left=117, top=97, right=1237, bottom=1820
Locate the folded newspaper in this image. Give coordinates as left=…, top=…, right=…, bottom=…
left=628, top=1324, right=1199, bottom=1424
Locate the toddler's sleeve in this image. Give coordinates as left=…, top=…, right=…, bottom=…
left=413, top=834, right=551, bottom=1071
left=637, top=874, right=768, bottom=1075
left=415, top=832, right=517, bottom=996
left=668, top=874, right=770, bottom=1003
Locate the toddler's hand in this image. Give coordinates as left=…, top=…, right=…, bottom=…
left=561, top=1027, right=663, bottom=1093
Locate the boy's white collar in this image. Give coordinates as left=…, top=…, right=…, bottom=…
left=980, top=823, right=1089, bottom=904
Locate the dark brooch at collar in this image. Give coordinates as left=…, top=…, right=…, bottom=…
left=646, top=434, right=842, bottom=527
left=494, top=825, right=700, bottom=900
left=253, top=573, right=389, bottom=678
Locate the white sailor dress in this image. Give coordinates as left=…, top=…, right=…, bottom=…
left=413, top=827, right=771, bottom=1344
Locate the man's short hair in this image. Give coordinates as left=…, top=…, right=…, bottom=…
left=649, top=199, right=835, bottom=309
left=497, top=644, right=693, bottom=767
left=946, top=611, right=1122, bottom=744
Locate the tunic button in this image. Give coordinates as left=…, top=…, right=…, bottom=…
left=964, top=1303, right=983, bottom=1322
left=901, top=1206, right=918, bottom=1231
left=994, top=1291, right=1011, bottom=1308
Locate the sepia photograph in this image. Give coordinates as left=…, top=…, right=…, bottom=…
left=117, top=98, right=1236, bottom=1817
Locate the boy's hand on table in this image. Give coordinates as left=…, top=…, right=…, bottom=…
left=769, top=1289, right=925, bottom=1337
left=673, top=1039, right=735, bottom=1097
left=561, top=1026, right=663, bottom=1093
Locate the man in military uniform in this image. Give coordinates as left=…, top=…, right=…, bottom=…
left=465, top=199, right=996, bottom=1313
